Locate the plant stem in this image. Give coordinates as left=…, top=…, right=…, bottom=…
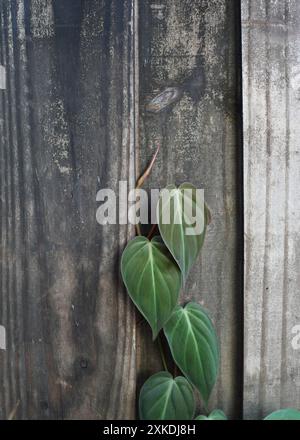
left=158, top=334, right=168, bottom=372
left=147, top=223, right=158, bottom=240
left=135, top=142, right=160, bottom=237
left=136, top=223, right=142, bottom=236
left=203, top=402, right=209, bottom=416
left=173, top=363, right=178, bottom=377
left=136, top=143, right=160, bottom=190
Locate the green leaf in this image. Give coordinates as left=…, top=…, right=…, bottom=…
left=139, top=371, right=195, bottom=420
left=164, top=302, right=219, bottom=404
left=195, top=409, right=227, bottom=420
left=121, top=236, right=181, bottom=339
left=157, top=183, right=209, bottom=281
left=264, top=408, right=300, bottom=420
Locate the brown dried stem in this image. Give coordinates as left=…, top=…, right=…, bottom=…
left=135, top=142, right=160, bottom=236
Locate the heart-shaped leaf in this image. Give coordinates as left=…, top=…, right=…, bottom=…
left=264, top=408, right=300, bottom=420
left=121, top=236, right=181, bottom=339
left=164, top=302, right=219, bottom=405
left=157, top=183, right=209, bottom=281
left=195, top=409, right=227, bottom=420
left=139, top=371, right=195, bottom=420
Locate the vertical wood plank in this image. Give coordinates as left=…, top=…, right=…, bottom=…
left=242, top=0, right=300, bottom=419
left=0, top=0, right=138, bottom=419
left=138, top=0, right=243, bottom=419
left=0, top=65, right=5, bottom=89
left=0, top=325, right=6, bottom=350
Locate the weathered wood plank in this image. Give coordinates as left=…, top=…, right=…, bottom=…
left=0, top=0, right=138, bottom=419
left=242, top=0, right=300, bottom=419
left=138, top=0, right=243, bottom=419
left=0, top=64, right=5, bottom=89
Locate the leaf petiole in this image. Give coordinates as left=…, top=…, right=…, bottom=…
left=158, top=333, right=168, bottom=372
left=147, top=223, right=158, bottom=240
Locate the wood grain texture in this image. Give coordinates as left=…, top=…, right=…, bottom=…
left=137, top=0, right=243, bottom=419
left=242, top=0, right=300, bottom=419
left=0, top=0, right=138, bottom=419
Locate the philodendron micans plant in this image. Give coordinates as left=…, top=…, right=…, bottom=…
left=120, top=148, right=300, bottom=421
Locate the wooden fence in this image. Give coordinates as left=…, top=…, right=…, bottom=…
left=0, top=0, right=299, bottom=420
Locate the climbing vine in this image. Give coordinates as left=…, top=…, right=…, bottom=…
left=120, top=147, right=300, bottom=421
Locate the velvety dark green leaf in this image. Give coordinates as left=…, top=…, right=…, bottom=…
left=139, top=371, right=195, bottom=420
left=121, top=236, right=181, bottom=339
left=157, top=183, right=209, bottom=281
left=264, top=408, right=300, bottom=420
left=164, top=302, right=219, bottom=404
left=195, top=409, right=227, bottom=420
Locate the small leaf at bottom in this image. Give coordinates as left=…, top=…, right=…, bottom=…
left=264, top=408, right=300, bottom=420
left=139, top=371, right=195, bottom=420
